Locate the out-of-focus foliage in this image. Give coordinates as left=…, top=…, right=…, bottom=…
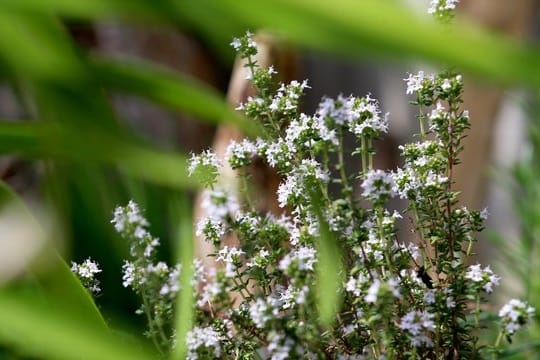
left=0, top=0, right=539, bottom=359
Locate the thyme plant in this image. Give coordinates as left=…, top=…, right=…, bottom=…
left=71, top=2, right=535, bottom=359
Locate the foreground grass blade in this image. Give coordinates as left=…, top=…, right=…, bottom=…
left=213, top=0, right=540, bottom=88
left=90, top=57, right=260, bottom=137
left=170, top=194, right=194, bottom=360
left=310, top=189, right=342, bottom=326
left=4, top=0, right=540, bottom=89
left=0, top=289, right=157, bottom=360
left=0, top=180, right=108, bottom=331
left=0, top=121, right=197, bottom=189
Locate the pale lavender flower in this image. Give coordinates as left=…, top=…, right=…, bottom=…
left=399, top=310, right=436, bottom=348
left=361, top=169, right=397, bottom=202
left=465, top=264, right=501, bottom=293
left=499, top=299, right=535, bottom=335
left=279, top=246, right=317, bottom=272
left=186, top=326, right=222, bottom=359
left=201, top=188, right=239, bottom=221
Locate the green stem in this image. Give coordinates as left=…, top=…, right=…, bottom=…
left=361, top=135, right=368, bottom=174
left=141, top=289, right=166, bottom=355
left=368, top=137, right=373, bottom=170
left=492, top=330, right=504, bottom=360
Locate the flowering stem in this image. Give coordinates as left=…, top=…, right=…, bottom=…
left=361, top=135, right=368, bottom=174
left=240, top=170, right=254, bottom=211
left=368, top=137, right=373, bottom=170
left=418, top=105, right=426, bottom=140
left=492, top=330, right=504, bottom=360
left=140, top=290, right=166, bottom=355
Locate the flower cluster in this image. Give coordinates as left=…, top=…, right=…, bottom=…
left=77, top=20, right=535, bottom=359
left=498, top=299, right=535, bottom=335
left=180, top=30, right=535, bottom=358
left=71, top=258, right=101, bottom=295
left=112, top=201, right=181, bottom=354
left=428, top=0, right=460, bottom=20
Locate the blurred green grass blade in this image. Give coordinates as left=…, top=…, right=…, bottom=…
left=0, top=180, right=108, bottom=332
left=317, top=219, right=342, bottom=326
left=170, top=193, right=194, bottom=360
left=309, top=188, right=342, bottom=326
left=90, top=57, right=260, bottom=137
left=5, top=0, right=540, bottom=88
left=0, top=11, right=83, bottom=83
left=0, top=289, right=157, bottom=360
left=0, top=121, right=197, bottom=189
left=215, top=0, right=540, bottom=87
left=499, top=341, right=540, bottom=358
left=0, top=0, right=174, bottom=21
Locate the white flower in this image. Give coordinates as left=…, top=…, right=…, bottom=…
left=216, top=246, right=244, bottom=277
left=187, top=149, right=221, bottom=177
left=201, top=188, right=239, bottom=221
left=399, top=310, right=435, bottom=348
left=122, top=261, right=136, bottom=288
left=277, top=173, right=301, bottom=208
left=279, top=246, right=317, bottom=272
left=160, top=264, right=181, bottom=296
left=365, top=279, right=380, bottom=303
left=196, top=216, right=225, bottom=244
left=186, top=326, right=222, bottom=359
left=111, top=200, right=149, bottom=237
left=225, top=139, right=257, bottom=169
left=197, top=278, right=222, bottom=308
left=249, top=296, right=281, bottom=328
left=465, top=264, right=500, bottom=293
left=404, top=71, right=434, bottom=95
left=361, top=169, right=397, bottom=202
left=348, top=95, right=389, bottom=136
left=264, top=138, right=295, bottom=168
left=280, top=285, right=309, bottom=309
left=267, top=333, right=295, bottom=360
left=72, top=258, right=101, bottom=279
left=499, top=299, right=535, bottom=335
left=428, top=0, right=460, bottom=15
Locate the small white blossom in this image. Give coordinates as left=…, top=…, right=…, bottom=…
left=499, top=299, right=535, bottom=335
left=267, top=334, right=295, bottom=360
left=465, top=264, right=501, bottom=293
left=186, top=326, right=222, bottom=359
left=279, top=246, right=317, bottom=272
left=71, top=258, right=102, bottom=295
left=71, top=258, right=101, bottom=279
left=201, top=188, right=239, bottom=221
left=160, top=264, right=181, bottom=296
left=122, top=261, right=136, bottom=288
left=187, top=149, right=221, bottom=177
left=361, top=169, right=397, bottom=202
left=196, top=216, right=225, bottom=244
left=216, top=246, right=245, bottom=277
left=399, top=310, right=436, bottom=348
left=404, top=71, right=434, bottom=95
left=428, top=0, right=460, bottom=15
left=225, top=139, right=258, bottom=169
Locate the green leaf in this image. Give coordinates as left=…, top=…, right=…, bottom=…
left=90, top=56, right=260, bottom=137
left=0, top=289, right=157, bottom=360
left=0, top=121, right=198, bottom=189
left=170, top=193, right=194, bottom=360
left=0, top=180, right=108, bottom=332
left=309, top=188, right=342, bottom=326
left=212, top=0, right=540, bottom=88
